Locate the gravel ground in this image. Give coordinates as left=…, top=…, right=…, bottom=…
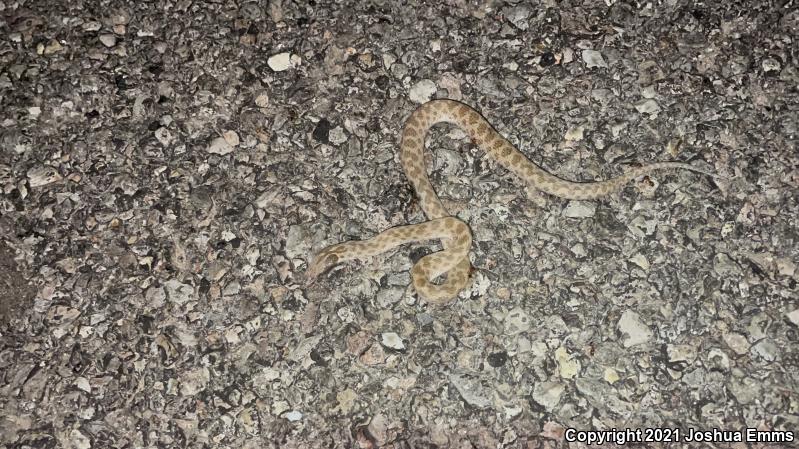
left=1, top=1, right=798, bottom=448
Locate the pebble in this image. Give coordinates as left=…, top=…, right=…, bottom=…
left=562, top=47, right=575, bottom=64
left=255, top=92, right=269, bottom=108
left=787, top=309, right=799, bottom=326
left=285, top=410, right=303, bottom=422
left=179, top=367, right=210, bottom=396
left=504, top=307, right=531, bottom=335
left=582, top=49, right=607, bottom=68
left=69, top=429, right=91, bottom=449
left=570, top=243, right=587, bottom=258
left=289, top=335, right=322, bottom=362
left=224, top=326, right=242, bottom=344
left=627, top=216, right=658, bottom=238
left=284, top=224, right=315, bottom=259
left=707, top=348, right=730, bottom=370
left=155, top=127, right=173, bottom=146
left=359, top=343, right=386, bottom=365
left=450, top=373, right=491, bottom=408
left=751, top=339, right=779, bottom=362
left=145, top=286, right=166, bottom=309
left=83, top=21, right=102, bottom=32
left=75, top=377, right=91, bottom=393
left=564, top=125, right=584, bottom=141
left=722, top=332, right=750, bottom=355
left=531, top=381, right=565, bottom=411
left=272, top=400, right=290, bottom=416
left=222, top=280, right=241, bottom=296
left=562, top=201, right=596, bottom=218
left=762, top=57, right=781, bottom=73
left=591, top=88, right=614, bottom=104
left=554, top=347, right=580, bottom=379
left=207, top=136, right=235, bottom=155
left=776, top=258, right=795, bottom=276
left=41, top=40, right=63, bottom=55
left=667, top=344, right=698, bottom=363
left=634, top=99, right=660, bottom=114
left=163, top=279, right=193, bottom=305
left=629, top=253, right=650, bottom=271
left=504, top=6, right=531, bottom=30
left=541, top=422, right=566, bottom=440
left=713, top=253, right=742, bottom=277
left=377, top=287, right=404, bottom=308
left=368, top=413, right=388, bottom=445
left=268, top=52, right=292, bottom=71
left=728, top=376, right=760, bottom=405
left=381, top=332, right=405, bottom=350
left=27, top=166, right=62, bottom=187
left=409, top=79, right=437, bottom=103
left=222, top=130, right=240, bottom=146
left=99, top=34, right=117, bottom=47
left=604, top=367, right=620, bottom=384
left=336, top=389, right=358, bottom=414
left=617, top=311, right=652, bottom=347
left=328, top=126, right=347, bottom=146
left=382, top=53, right=397, bottom=69
left=391, top=62, right=409, bottom=79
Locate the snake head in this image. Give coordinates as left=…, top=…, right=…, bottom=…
left=305, top=245, right=346, bottom=285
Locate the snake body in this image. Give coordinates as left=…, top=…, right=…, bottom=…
left=307, top=99, right=715, bottom=303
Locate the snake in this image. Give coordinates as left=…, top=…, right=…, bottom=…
left=306, top=99, right=718, bottom=304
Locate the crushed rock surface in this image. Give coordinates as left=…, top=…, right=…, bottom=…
left=1, top=1, right=797, bottom=448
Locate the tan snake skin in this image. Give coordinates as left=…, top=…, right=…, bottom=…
left=307, top=99, right=717, bottom=304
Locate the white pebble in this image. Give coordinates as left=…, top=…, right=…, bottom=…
left=99, top=34, right=117, bottom=47
left=787, top=309, right=799, bottom=326
left=207, top=136, right=235, bottom=155
left=268, top=52, right=292, bottom=71
left=222, top=130, right=240, bottom=147
left=329, top=126, right=347, bottom=146
left=582, top=49, right=607, bottom=68
left=409, top=79, right=437, bottom=104
left=634, top=99, right=660, bottom=114
left=255, top=92, right=269, bottom=108
left=155, top=127, right=173, bottom=146
left=381, top=332, right=405, bottom=350
left=617, top=310, right=652, bottom=347
left=762, top=57, right=780, bottom=73
left=285, top=410, right=303, bottom=421
left=564, top=126, right=584, bottom=141
left=27, top=166, right=62, bottom=187
left=562, top=201, right=596, bottom=218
